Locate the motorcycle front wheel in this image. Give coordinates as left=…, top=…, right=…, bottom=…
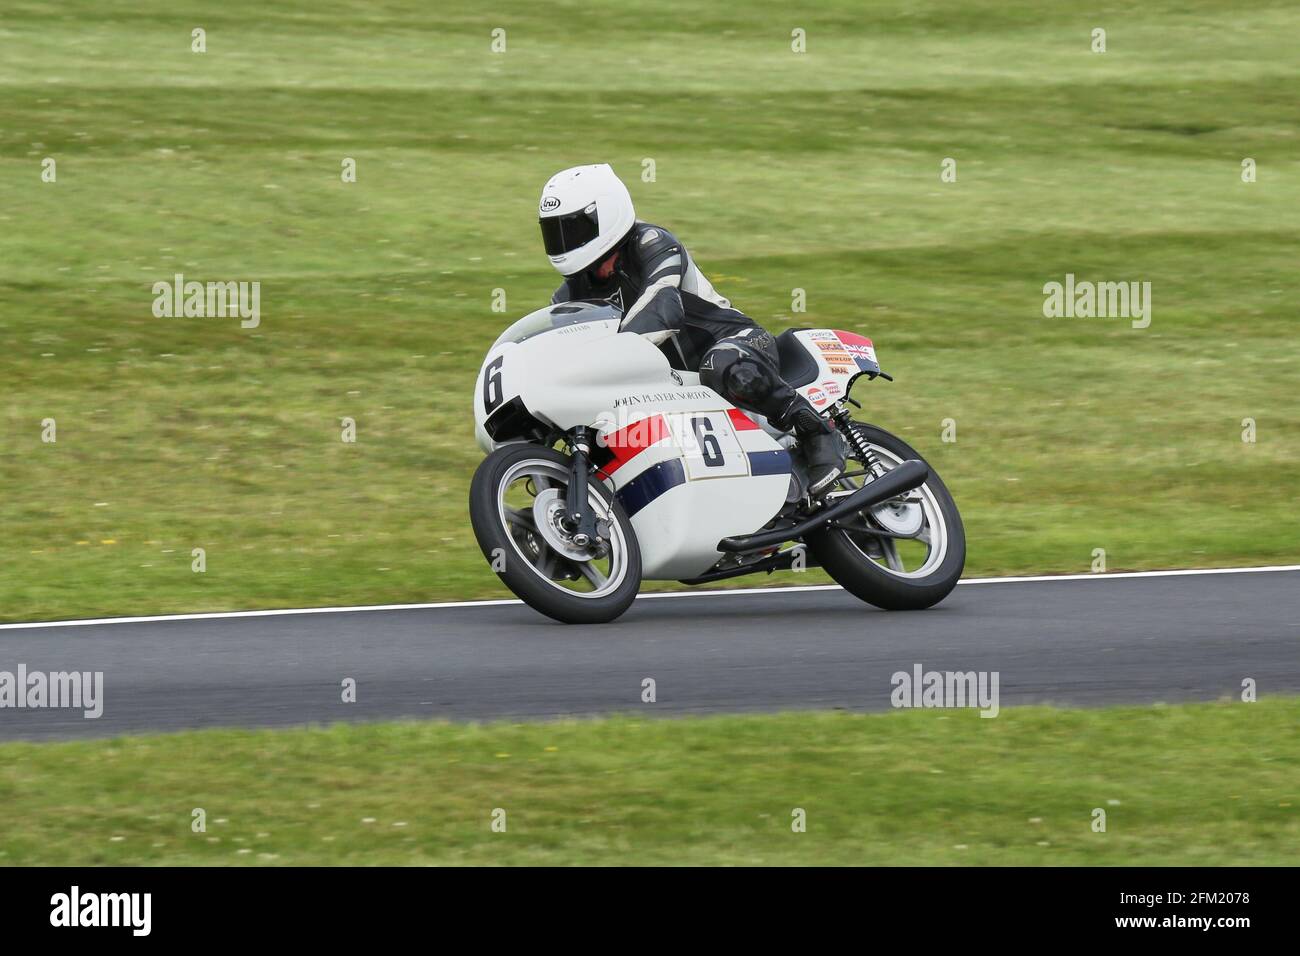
left=469, top=443, right=642, bottom=624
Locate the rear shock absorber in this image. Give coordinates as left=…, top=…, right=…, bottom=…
left=832, top=404, right=886, bottom=478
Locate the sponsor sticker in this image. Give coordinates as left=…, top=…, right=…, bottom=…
left=836, top=331, right=878, bottom=365
left=816, top=342, right=854, bottom=365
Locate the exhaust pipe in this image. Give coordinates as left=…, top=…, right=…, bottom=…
left=717, top=459, right=929, bottom=553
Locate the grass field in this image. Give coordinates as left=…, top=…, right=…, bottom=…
left=0, top=699, right=1294, bottom=865
left=1, top=0, right=1297, bottom=623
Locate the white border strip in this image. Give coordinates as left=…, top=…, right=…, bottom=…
left=2, top=565, right=1297, bottom=631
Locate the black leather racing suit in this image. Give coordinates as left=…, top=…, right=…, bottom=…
left=550, top=221, right=837, bottom=471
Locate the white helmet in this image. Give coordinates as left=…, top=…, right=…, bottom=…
left=538, top=164, right=635, bottom=275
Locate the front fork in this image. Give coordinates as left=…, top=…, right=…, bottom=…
left=562, top=427, right=601, bottom=548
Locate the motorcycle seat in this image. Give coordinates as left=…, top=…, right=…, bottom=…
left=774, top=329, right=821, bottom=388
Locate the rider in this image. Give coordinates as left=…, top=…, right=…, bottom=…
left=538, top=164, right=845, bottom=493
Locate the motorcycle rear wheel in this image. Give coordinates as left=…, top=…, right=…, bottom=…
left=806, top=422, right=965, bottom=610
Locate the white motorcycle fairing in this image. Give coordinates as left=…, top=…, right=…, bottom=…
left=473, top=303, right=792, bottom=580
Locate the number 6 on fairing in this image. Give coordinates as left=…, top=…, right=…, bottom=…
left=692, top=417, right=724, bottom=467
left=482, top=356, right=504, bottom=413
left=671, top=413, right=745, bottom=478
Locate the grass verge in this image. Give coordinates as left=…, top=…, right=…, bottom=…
left=0, top=698, right=1294, bottom=865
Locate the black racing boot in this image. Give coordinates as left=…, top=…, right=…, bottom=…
left=774, top=396, right=846, bottom=495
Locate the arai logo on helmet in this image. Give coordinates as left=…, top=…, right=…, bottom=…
left=540, top=196, right=561, bottom=213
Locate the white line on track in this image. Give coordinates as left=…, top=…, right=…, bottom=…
left=1, top=564, right=1297, bottom=631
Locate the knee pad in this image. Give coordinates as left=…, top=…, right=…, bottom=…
left=721, top=358, right=778, bottom=406
left=699, top=347, right=741, bottom=394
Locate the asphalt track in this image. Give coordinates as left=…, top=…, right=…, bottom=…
left=1, top=569, right=1297, bottom=741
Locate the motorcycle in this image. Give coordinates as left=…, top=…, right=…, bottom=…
left=469, top=300, right=965, bottom=623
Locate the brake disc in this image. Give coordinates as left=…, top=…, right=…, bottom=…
left=532, top=488, right=598, bottom=561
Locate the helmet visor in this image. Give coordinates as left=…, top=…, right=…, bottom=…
left=539, top=205, right=600, bottom=256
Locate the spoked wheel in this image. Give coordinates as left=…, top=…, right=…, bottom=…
left=469, top=443, right=641, bottom=624
left=806, top=422, right=965, bottom=610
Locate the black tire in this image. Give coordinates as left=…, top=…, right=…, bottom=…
left=806, top=422, right=965, bottom=610
left=469, top=443, right=642, bottom=624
